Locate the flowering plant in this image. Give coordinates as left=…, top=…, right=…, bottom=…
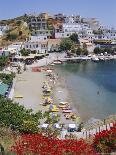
left=93, top=123, right=116, bottom=153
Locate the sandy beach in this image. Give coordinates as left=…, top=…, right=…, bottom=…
left=13, top=68, right=46, bottom=112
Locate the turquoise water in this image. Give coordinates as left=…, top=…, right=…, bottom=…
left=55, top=60, right=116, bottom=121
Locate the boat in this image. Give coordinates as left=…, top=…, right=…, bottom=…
left=59, top=101, right=68, bottom=105
left=91, top=57, right=99, bottom=62
left=99, top=57, right=104, bottom=61
left=58, top=105, right=66, bottom=108
left=63, top=109, right=72, bottom=113
left=53, top=60, right=63, bottom=64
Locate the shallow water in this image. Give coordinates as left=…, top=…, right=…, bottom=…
left=55, top=60, right=116, bottom=121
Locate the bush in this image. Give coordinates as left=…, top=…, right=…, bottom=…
left=0, top=73, right=15, bottom=85
left=0, top=56, right=9, bottom=70
left=93, top=123, right=116, bottom=154
left=11, top=134, right=96, bottom=154
left=0, top=96, right=42, bottom=133
left=20, top=48, right=30, bottom=56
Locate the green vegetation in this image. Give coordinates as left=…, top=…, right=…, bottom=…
left=60, top=38, right=73, bottom=51
left=60, top=33, right=88, bottom=55
left=94, top=47, right=116, bottom=55
left=0, top=56, right=9, bottom=70
left=20, top=48, right=30, bottom=56
left=0, top=73, right=15, bottom=85
left=0, top=96, right=42, bottom=134
left=69, top=33, right=80, bottom=44
left=76, top=47, right=88, bottom=56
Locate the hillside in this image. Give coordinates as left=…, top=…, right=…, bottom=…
left=0, top=15, right=31, bottom=47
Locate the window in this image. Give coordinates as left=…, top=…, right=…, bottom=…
left=36, top=44, right=38, bottom=48
left=26, top=45, right=28, bottom=48
left=30, top=45, right=31, bottom=48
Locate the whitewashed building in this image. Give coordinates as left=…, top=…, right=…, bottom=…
left=24, top=41, right=48, bottom=54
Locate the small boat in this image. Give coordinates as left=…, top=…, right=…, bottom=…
left=53, top=60, right=63, bottom=64
left=63, top=110, right=72, bottom=113
left=62, top=107, right=71, bottom=110
left=99, top=57, right=104, bottom=61
left=59, top=101, right=68, bottom=105
left=58, top=105, right=68, bottom=109
left=92, top=57, right=99, bottom=62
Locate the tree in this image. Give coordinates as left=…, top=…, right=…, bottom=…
left=0, top=96, right=43, bottom=133
left=76, top=48, right=82, bottom=55
left=0, top=56, right=9, bottom=70
left=94, top=47, right=101, bottom=54
left=82, top=49, right=89, bottom=55
left=70, top=33, right=80, bottom=44
left=60, top=38, right=73, bottom=51
left=20, top=48, right=30, bottom=56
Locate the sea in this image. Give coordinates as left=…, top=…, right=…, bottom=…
left=55, top=60, right=116, bottom=121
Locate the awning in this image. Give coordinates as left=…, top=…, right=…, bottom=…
left=0, top=83, right=9, bottom=96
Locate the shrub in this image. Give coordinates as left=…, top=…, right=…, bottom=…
left=93, top=123, right=116, bottom=154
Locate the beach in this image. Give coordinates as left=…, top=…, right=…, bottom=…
left=14, top=68, right=46, bottom=112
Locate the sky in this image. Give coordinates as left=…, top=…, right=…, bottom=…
left=0, top=0, right=116, bottom=27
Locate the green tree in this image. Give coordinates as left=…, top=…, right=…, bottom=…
left=94, top=47, right=101, bottom=54
left=82, top=49, right=89, bottom=55
left=70, top=33, right=80, bottom=44
left=0, top=56, right=9, bottom=70
left=0, top=96, right=43, bottom=133
left=20, top=121, right=39, bottom=134
left=76, top=48, right=82, bottom=55
left=60, top=38, right=73, bottom=51
left=20, top=48, right=30, bottom=56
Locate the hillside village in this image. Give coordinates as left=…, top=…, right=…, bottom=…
left=0, top=12, right=116, bottom=58
left=0, top=12, right=116, bottom=154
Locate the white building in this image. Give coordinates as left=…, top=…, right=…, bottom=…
left=3, top=42, right=24, bottom=55
left=63, top=23, right=82, bottom=33
left=24, top=41, right=48, bottom=54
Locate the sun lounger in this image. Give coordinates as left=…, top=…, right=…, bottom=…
left=15, top=95, right=23, bottom=98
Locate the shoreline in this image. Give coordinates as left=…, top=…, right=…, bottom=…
left=11, top=57, right=116, bottom=128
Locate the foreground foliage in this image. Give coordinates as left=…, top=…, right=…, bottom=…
left=11, top=124, right=116, bottom=154
left=11, top=134, right=96, bottom=155
left=0, top=73, right=15, bottom=85
left=93, top=123, right=116, bottom=154
left=0, top=96, right=42, bottom=133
